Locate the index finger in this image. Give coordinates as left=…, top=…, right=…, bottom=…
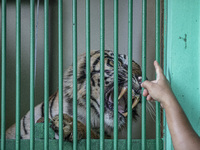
left=154, top=60, right=164, bottom=80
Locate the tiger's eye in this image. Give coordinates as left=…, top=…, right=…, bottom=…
left=109, top=60, right=114, bottom=66
left=110, top=59, right=122, bottom=67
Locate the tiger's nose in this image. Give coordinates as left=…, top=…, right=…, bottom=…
left=138, top=76, right=142, bottom=84
left=138, top=76, right=148, bottom=84
left=137, top=76, right=148, bottom=94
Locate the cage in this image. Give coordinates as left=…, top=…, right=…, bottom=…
left=1, top=0, right=200, bottom=150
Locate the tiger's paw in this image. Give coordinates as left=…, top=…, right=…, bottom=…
left=51, top=114, right=97, bottom=142
left=51, top=114, right=75, bottom=142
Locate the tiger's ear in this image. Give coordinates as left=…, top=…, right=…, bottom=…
left=132, top=61, right=142, bottom=77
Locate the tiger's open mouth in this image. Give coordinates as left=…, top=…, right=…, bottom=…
left=106, top=86, right=141, bottom=117
left=118, top=87, right=140, bottom=117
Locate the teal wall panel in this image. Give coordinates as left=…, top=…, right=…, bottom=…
left=165, top=0, right=200, bottom=149
left=1, top=123, right=163, bottom=150
left=1, top=139, right=163, bottom=150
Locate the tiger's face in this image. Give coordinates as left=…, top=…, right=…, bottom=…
left=64, top=50, right=142, bottom=134
left=90, top=50, right=141, bottom=128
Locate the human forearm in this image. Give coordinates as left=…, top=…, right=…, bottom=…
left=164, top=95, right=200, bottom=150
left=141, top=61, right=200, bottom=150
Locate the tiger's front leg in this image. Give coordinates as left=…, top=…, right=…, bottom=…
left=51, top=114, right=99, bottom=142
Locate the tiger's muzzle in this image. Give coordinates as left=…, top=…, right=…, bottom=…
left=105, top=76, right=142, bottom=118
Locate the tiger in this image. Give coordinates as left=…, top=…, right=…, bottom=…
left=6, top=50, right=142, bottom=140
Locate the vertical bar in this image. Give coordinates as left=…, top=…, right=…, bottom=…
left=100, top=0, right=105, bottom=149
left=163, top=0, right=167, bottom=148
left=163, top=1, right=167, bottom=82
left=73, top=0, right=78, bottom=149
left=30, top=0, right=35, bottom=149
left=86, top=0, right=91, bottom=150
left=142, top=0, right=147, bottom=149
left=155, top=0, right=161, bottom=150
left=16, top=0, right=21, bottom=149
left=58, top=0, right=63, bottom=149
left=127, top=0, right=133, bottom=149
left=44, top=0, right=49, bottom=149
left=1, top=0, right=6, bottom=149
left=113, top=0, right=118, bottom=149
left=164, top=1, right=172, bottom=149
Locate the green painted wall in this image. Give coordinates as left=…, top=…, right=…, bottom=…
left=2, top=139, right=162, bottom=150
left=165, top=0, right=200, bottom=149
left=1, top=123, right=163, bottom=150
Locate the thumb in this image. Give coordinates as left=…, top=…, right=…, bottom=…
left=141, top=80, right=153, bottom=90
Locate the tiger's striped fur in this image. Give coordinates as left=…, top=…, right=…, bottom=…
left=6, top=50, right=142, bottom=139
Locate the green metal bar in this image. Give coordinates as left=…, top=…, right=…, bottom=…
left=58, top=0, right=63, bottom=149
left=1, top=0, right=6, bottom=149
left=113, top=0, right=118, bottom=149
left=163, top=0, right=172, bottom=149
left=16, top=0, right=21, bottom=149
left=44, top=0, right=49, bottom=149
left=155, top=0, right=161, bottom=150
left=163, top=0, right=168, bottom=148
left=142, top=0, right=147, bottom=149
left=163, top=1, right=167, bottom=80
left=73, top=0, right=78, bottom=149
left=127, top=0, right=133, bottom=149
left=100, top=0, right=105, bottom=149
left=30, top=0, right=35, bottom=149
left=86, top=0, right=91, bottom=150
left=165, top=1, right=172, bottom=149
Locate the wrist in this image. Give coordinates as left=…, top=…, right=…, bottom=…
left=160, top=92, right=176, bottom=109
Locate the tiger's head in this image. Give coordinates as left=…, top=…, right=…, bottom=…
left=64, top=50, right=142, bottom=135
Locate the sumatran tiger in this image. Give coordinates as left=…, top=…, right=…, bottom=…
left=6, top=50, right=142, bottom=140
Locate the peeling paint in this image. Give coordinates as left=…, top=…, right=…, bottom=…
left=179, top=34, right=187, bottom=49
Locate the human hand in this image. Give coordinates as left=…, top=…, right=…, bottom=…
left=141, top=61, right=175, bottom=108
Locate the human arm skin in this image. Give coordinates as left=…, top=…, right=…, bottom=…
left=141, top=61, right=200, bottom=150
